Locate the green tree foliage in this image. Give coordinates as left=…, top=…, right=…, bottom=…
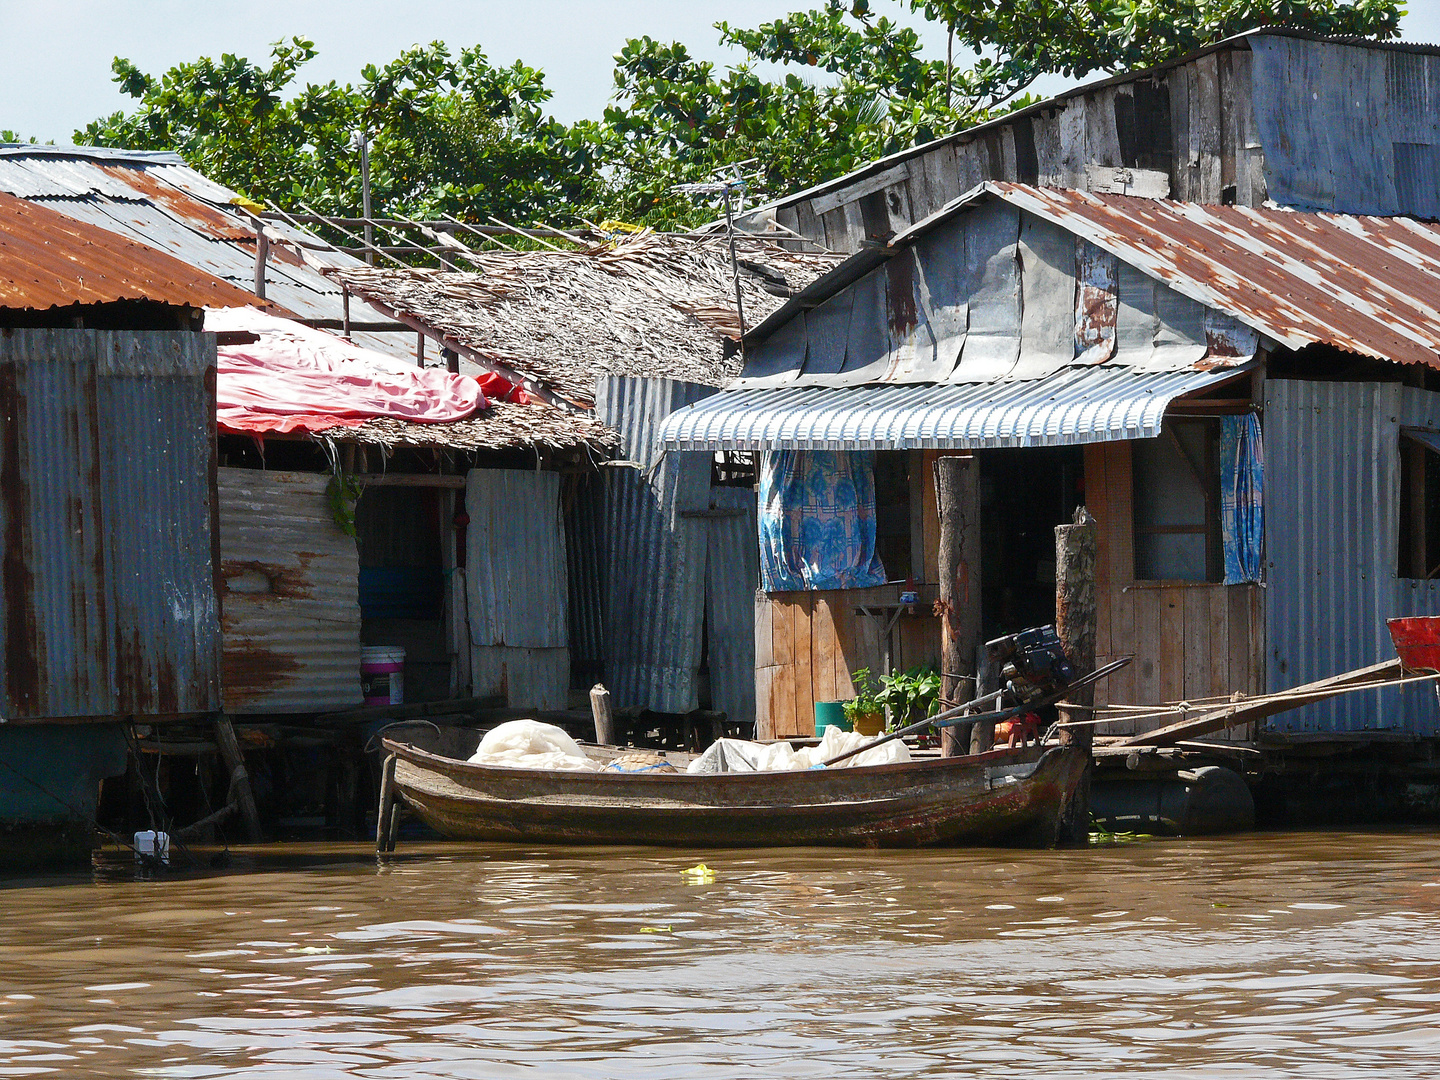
left=590, top=0, right=1401, bottom=226
left=73, top=1, right=1403, bottom=232
left=76, top=38, right=590, bottom=227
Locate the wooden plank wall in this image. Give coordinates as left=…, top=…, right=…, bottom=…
left=1085, top=441, right=1264, bottom=738
left=755, top=585, right=940, bottom=739
left=773, top=48, right=1264, bottom=254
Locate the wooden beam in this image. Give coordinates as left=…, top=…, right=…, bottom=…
left=1113, top=657, right=1404, bottom=747
left=357, top=473, right=467, bottom=489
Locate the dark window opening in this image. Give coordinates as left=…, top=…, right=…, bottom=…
left=874, top=450, right=912, bottom=582
left=1133, top=419, right=1222, bottom=582
left=979, top=446, right=1085, bottom=639
left=1399, top=431, right=1440, bottom=579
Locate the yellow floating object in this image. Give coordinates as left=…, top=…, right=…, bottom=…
left=681, top=863, right=716, bottom=883
left=639, top=925, right=673, bottom=934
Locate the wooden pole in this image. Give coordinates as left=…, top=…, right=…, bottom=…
left=214, top=716, right=263, bottom=842
left=376, top=753, right=397, bottom=853
left=253, top=223, right=269, bottom=300
left=936, top=455, right=981, bottom=757
left=590, top=684, right=616, bottom=747
left=1055, top=505, right=1098, bottom=842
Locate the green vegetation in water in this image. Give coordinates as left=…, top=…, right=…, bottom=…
left=1089, top=818, right=1156, bottom=846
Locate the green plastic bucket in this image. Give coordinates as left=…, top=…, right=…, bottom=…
left=814, top=701, right=851, bottom=736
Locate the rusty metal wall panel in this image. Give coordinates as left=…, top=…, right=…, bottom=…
left=705, top=487, right=759, bottom=726
left=465, top=469, right=570, bottom=709
left=217, top=468, right=362, bottom=714
left=0, top=329, right=221, bottom=720
left=597, top=377, right=716, bottom=713
left=1265, top=379, right=1440, bottom=735
left=0, top=330, right=113, bottom=718
left=100, top=333, right=220, bottom=714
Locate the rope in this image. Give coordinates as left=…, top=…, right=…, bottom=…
left=1058, top=670, right=1440, bottom=727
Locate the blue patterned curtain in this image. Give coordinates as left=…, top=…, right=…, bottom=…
left=1221, top=413, right=1264, bottom=585
left=758, top=450, right=889, bottom=592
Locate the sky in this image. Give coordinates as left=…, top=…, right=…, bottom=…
left=2, top=1, right=1440, bottom=142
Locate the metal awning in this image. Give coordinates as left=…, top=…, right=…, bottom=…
left=658, top=365, right=1249, bottom=451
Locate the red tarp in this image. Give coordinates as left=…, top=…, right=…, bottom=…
left=206, top=307, right=527, bottom=435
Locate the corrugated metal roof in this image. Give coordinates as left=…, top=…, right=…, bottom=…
left=0, top=148, right=417, bottom=361
left=217, top=468, right=363, bottom=714
left=988, top=183, right=1440, bottom=368
left=659, top=365, right=1245, bottom=451
left=0, top=190, right=266, bottom=312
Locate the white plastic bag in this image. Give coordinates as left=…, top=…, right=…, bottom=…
left=467, top=720, right=600, bottom=771
left=686, top=725, right=910, bottom=774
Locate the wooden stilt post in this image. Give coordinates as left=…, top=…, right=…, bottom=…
left=214, top=716, right=262, bottom=843
left=376, top=753, right=397, bottom=854
left=937, top=455, right=981, bottom=757
left=970, top=645, right=996, bottom=755
left=590, top=684, right=616, bottom=747
left=1055, top=506, right=1098, bottom=843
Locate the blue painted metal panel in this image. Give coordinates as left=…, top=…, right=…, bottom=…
left=597, top=377, right=716, bottom=713
left=1265, top=379, right=1440, bottom=734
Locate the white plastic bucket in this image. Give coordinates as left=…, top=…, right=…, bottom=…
left=361, top=645, right=406, bottom=706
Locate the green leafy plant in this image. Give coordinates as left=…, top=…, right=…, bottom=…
left=326, top=473, right=364, bottom=537
left=842, top=667, right=884, bottom=724
left=878, top=665, right=941, bottom=732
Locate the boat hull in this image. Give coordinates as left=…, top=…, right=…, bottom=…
left=381, top=736, right=1088, bottom=849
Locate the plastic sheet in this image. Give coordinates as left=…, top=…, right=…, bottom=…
left=466, top=719, right=600, bottom=772
left=686, top=725, right=910, bottom=773
left=206, top=307, right=526, bottom=435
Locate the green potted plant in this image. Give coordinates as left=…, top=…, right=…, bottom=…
left=843, top=668, right=886, bottom=736
left=878, top=666, right=942, bottom=735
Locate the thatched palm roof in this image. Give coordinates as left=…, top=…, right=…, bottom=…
left=326, top=233, right=842, bottom=409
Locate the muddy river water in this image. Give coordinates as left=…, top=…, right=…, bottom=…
left=1, top=831, right=1438, bottom=1077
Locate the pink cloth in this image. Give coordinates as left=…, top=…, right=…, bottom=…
left=206, top=307, right=524, bottom=435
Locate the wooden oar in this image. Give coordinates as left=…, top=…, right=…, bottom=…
left=822, top=657, right=1133, bottom=767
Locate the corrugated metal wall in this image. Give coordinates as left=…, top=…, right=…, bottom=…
left=217, top=468, right=362, bottom=714
left=465, top=469, right=569, bottom=711
left=597, top=377, right=716, bottom=714
left=596, top=376, right=761, bottom=724
left=705, top=486, right=759, bottom=726
left=1265, top=379, right=1440, bottom=734
left=0, top=329, right=219, bottom=720
left=101, top=333, right=221, bottom=714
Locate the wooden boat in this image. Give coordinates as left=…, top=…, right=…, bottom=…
left=378, top=724, right=1088, bottom=849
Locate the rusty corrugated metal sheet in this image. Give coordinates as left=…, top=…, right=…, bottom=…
left=0, top=147, right=417, bottom=361
left=101, top=333, right=221, bottom=714
left=0, top=190, right=266, bottom=312
left=0, top=328, right=221, bottom=720
left=217, top=468, right=363, bottom=714
left=988, top=183, right=1440, bottom=368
